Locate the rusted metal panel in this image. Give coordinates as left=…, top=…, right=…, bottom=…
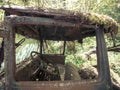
left=5, top=16, right=96, bottom=41
left=10, top=16, right=95, bottom=29
left=96, top=27, right=112, bottom=89
left=42, top=54, right=65, bottom=65
left=0, top=6, right=77, bottom=17
left=4, top=17, right=16, bottom=90
left=12, top=80, right=108, bottom=90
left=11, top=16, right=79, bottom=27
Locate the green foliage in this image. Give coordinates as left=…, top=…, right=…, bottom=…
left=111, top=64, right=120, bottom=76
left=15, top=34, right=39, bottom=63
left=114, top=66, right=120, bottom=76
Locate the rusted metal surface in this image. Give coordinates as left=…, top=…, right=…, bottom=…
left=96, top=27, right=112, bottom=82
left=4, top=17, right=16, bottom=90
left=96, top=27, right=112, bottom=89
left=11, top=16, right=80, bottom=27
left=10, top=16, right=96, bottom=41
left=42, top=54, right=65, bottom=65
left=0, top=6, right=78, bottom=17
left=14, top=81, right=102, bottom=90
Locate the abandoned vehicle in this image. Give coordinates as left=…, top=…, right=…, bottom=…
left=0, top=6, right=120, bottom=90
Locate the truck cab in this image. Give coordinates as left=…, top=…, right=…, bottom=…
left=0, top=6, right=119, bottom=90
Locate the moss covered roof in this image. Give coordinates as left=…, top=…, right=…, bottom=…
left=0, top=6, right=119, bottom=40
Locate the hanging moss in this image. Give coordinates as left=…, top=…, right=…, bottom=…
left=35, top=7, right=119, bottom=33
left=0, top=6, right=119, bottom=37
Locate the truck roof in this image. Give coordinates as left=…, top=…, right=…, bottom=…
left=0, top=6, right=118, bottom=41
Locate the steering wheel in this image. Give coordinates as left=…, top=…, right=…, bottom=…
left=30, top=51, right=41, bottom=60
